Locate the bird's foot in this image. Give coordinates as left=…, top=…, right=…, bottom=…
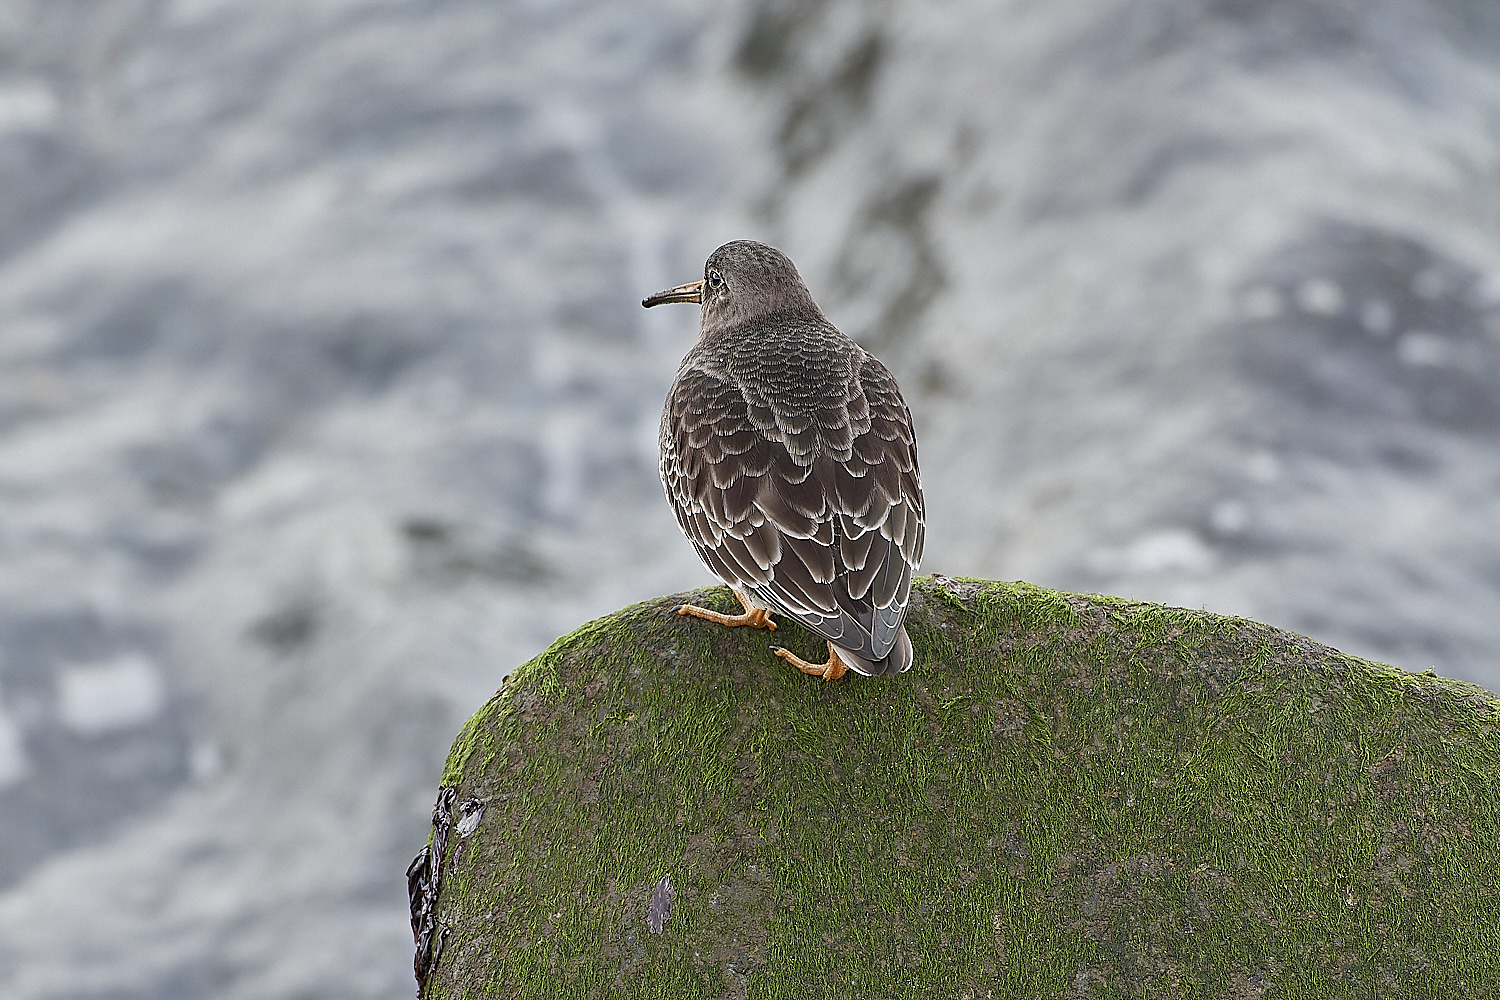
left=769, top=642, right=848, bottom=682
left=672, top=588, right=776, bottom=631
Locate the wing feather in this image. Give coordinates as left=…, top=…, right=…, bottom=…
left=660, top=347, right=924, bottom=673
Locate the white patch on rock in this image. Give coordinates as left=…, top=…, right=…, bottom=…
left=189, top=742, right=223, bottom=781
left=1296, top=278, right=1345, bottom=316
left=1209, top=500, right=1250, bottom=537
left=217, top=455, right=323, bottom=521
left=1396, top=331, right=1452, bottom=368
left=56, top=654, right=167, bottom=737
left=1244, top=450, right=1281, bottom=483
left=1472, top=271, right=1500, bottom=308
left=0, top=80, right=58, bottom=133
left=455, top=798, right=485, bottom=837
left=1088, top=529, right=1216, bottom=577
left=1240, top=285, right=1283, bottom=320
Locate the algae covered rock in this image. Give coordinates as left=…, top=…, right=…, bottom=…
left=411, top=578, right=1500, bottom=998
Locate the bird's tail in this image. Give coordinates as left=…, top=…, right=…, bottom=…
left=835, top=627, right=913, bottom=677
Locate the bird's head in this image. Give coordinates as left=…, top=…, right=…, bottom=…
left=642, top=240, right=823, bottom=336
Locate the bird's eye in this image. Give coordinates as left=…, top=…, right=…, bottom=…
left=707, top=268, right=724, bottom=289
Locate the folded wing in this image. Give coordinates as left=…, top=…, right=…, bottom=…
left=660, top=354, right=923, bottom=671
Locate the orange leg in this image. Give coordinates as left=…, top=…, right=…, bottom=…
left=769, top=641, right=848, bottom=682
left=673, top=588, right=776, bottom=631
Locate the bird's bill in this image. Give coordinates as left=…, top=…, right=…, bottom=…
left=641, top=279, right=705, bottom=308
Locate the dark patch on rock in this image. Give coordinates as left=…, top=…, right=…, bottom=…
left=831, top=175, right=947, bottom=352
left=1081, top=0, right=1375, bottom=72
left=247, top=600, right=319, bottom=655
left=1232, top=219, right=1500, bottom=439
left=451, top=145, right=595, bottom=208
left=735, top=0, right=822, bottom=78
left=775, top=30, right=884, bottom=177
left=735, top=0, right=887, bottom=179
left=401, top=518, right=551, bottom=587
left=0, top=129, right=100, bottom=263
left=409, top=785, right=456, bottom=997
left=125, top=416, right=269, bottom=509
left=71, top=277, right=197, bottom=363
left=316, top=314, right=436, bottom=395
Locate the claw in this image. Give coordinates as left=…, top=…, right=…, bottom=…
left=673, top=588, right=776, bottom=631
left=772, top=642, right=848, bottom=682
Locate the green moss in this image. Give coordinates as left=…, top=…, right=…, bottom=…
left=423, top=578, right=1500, bottom=999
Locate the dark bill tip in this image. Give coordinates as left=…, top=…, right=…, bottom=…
left=642, top=279, right=705, bottom=308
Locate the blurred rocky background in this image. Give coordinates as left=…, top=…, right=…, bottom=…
left=0, top=0, right=1497, bottom=996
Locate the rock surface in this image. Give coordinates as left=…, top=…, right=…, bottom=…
left=423, top=579, right=1500, bottom=998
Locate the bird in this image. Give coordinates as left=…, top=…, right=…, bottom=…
left=643, top=240, right=924, bottom=681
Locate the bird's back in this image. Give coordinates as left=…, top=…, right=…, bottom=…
left=660, top=312, right=924, bottom=674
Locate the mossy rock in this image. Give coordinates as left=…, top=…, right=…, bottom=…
left=414, top=578, right=1500, bottom=999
